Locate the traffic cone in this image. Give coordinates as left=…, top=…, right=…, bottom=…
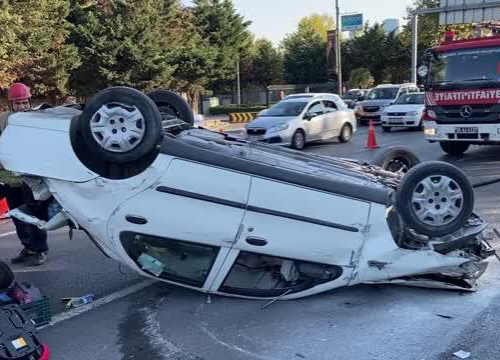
left=0, top=198, right=9, bottom=219
left=365, top=120, right=380, bottom=149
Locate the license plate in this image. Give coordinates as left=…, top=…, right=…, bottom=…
left=455, top=127, right=478, bottom=134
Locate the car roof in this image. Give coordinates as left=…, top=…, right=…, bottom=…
left=374, top=83, right=417, bottom=88
left=282, top=95, right=340, bottom=103
left=285, top=93, right=336, bottom=98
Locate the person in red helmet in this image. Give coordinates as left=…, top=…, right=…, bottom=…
left=0, top=83, right=48, bottom=266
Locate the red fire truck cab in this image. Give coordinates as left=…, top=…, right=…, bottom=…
left=420, top=32, right=500, bottom=154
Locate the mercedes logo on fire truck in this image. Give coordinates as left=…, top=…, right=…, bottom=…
left=460, top=105, right=473, bottom=118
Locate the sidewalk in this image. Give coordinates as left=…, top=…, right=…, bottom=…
left=199, top=114, right=246, bottom=133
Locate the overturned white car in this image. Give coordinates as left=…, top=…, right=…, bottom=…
left=0, top=87, right=494, bottom=299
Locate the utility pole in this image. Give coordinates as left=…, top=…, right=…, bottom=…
left=236, top=60, right=241, bottom=105
left=411, top=14, right=418, bottom=84
left=336, top=0, right=342, bottom=96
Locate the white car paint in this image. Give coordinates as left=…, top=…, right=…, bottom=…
left=381, top=93, right=425, bottom=129
left=0, top=106, right=492, bottom=300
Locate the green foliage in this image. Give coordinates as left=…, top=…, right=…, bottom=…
left=347, top=68, right=374, bottom=89
left=209, top=104, right=266, bottom=115
left=0, top=0, right=80, bottom=98
left=298, top=13, right=335, bottom=41
left=241, top=38, right=283, bottom=87
left=283, top=27, right=327, bottom=84
left=69, top=0, right=174, bottom=95
left=192, top=0, right=252, bottom=92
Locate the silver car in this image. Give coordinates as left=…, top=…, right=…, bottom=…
left=245, top=95, right=357, bottom=150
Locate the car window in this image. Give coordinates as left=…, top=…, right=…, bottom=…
left=322, top=100, right=337, bottom=112
left=307, top=101, right=324, bottom=115
left=399, top=88, right=407, bottom=95
left=262, top=101, right=308, bottom=117
left=366, top=87, right=399, bottom=100
left=394, top=93, right=425, bottom=105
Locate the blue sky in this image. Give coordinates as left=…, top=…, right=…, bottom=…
left=230, top=0, right=415, bottom=44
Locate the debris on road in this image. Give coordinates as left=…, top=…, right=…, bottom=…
left=295, top=353, right=306, bottom=358
left=62, top=294, right=94, bottom=309
left=453, top=350, right=471, bottom=359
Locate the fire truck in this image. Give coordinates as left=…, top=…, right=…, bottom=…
left=420, top=31, right=500, bottom=154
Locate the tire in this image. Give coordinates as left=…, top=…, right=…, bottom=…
left=291, top=130, right=306, bottom=150
left=395, top=161, right=474, bottom=237
left=382, top=126, right=391, bottom=132
left=439, top=141, right=470, bottom=155
left=339, top=123, right=352, bottom=143
left=79, top=86, right=163, bottom=164
left=146, top=89, right=194, bottom=126
left=371, top=146, right=421, bottom=173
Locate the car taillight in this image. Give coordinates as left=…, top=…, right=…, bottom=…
left=423, top=108, right=437, bottom=121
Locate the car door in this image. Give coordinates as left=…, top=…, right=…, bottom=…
left=108, top=159, right=251, bottom=292
left=303, top=101, right=326, bottom=141
left=322, top=100, right=341, bottom=138
left=211, top=177, right=370, bottom=298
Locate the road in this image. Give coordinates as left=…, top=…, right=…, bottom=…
left=2, top=126, right=500, bottom=360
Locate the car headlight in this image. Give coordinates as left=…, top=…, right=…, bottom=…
left=270, top=123, right=289, bottom=131
left=424, top=128, right=437, bottom=136
left=408, top=111, right=420, bottom=116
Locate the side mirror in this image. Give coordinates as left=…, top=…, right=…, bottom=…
left=358, top=96, right=364, bottom=101
left=304, top=112, right=314, bottom=120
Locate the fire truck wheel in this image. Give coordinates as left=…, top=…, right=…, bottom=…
left=439, top=141, right=470, bottom=155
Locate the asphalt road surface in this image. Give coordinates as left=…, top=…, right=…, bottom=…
left=2, top=126, right=500, bottom=360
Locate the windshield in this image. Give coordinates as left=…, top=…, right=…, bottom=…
left=394, top=93, right=424, bottom=105
left=366, top=87, right=399, bottom=100
left=429, top=47, right=500, bottom=83
left=262, top=101, right=308, bottom=117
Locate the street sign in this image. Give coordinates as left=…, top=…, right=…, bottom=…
left=341, top=13, right=363, bottom=31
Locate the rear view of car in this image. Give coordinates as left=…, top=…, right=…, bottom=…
left=381, top=93, right=425, bottom=132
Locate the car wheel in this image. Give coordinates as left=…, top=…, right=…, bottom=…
left=382, top=126, right=391, bottom=132
left=339, top=123, right=352, bottom=143
left=291, top=130, right=306, bottom=150
left=439, top=141, right=470, bottom=155
left=146, top=89, right=194, bottom=125
left=371, top=146, right=421, bottom=173
left=79, top=86, right=163, bottom=164
left=396, top=161, right=474, bottom=237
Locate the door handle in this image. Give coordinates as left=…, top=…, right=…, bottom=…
left=245, top=237, right=268, bottom=247
left=126, top=215, right=148, bottom=225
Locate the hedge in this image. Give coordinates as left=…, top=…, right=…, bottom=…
left=209, top=104, right=267, bottom=115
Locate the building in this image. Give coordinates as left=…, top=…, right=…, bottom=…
left=382, top=18, right=400, bottom=34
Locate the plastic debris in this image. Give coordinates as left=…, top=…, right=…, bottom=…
left=453, top=350, right=471, bottom=359
left=138, top=253, right=165, bottom=276
left=62, top=294, right=94, bottom=309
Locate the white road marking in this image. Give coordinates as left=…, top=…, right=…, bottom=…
left=0, top=231, right=16, bottom=238
left=40, top=279, right=157, bottom=330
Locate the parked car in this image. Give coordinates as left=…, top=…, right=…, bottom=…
left=0, top=87, right=493, bottom=300
left=381, top=93, right=425, bottom=132
left=342, top=89, right=368, bottom=109
left=357, top=83, right=420, bottom=125
left=245, top=94, right=357, bottom=150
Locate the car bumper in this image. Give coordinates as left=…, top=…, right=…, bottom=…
left=245, top=129, right=293, bottom=146
left=424, top=121, right=500, bottom=143
left=359, top=112, right=381, bottom=123
left=381, top=115, right=421, bottom=127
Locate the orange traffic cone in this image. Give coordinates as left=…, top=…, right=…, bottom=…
left=0, top=198, right=9, bottom=219
left=365, top=120, right=380, bottom=149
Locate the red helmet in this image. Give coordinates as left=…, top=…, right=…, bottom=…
left=8, top=83, right=31, bottom=101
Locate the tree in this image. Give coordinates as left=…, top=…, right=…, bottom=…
left=298, top=13, right=335, bottom=41
left=283, top=27, right=327, bottom=84
left=191, top=0, right=252, bottom=92
left=241, top=38, right=283, bottom=87
left=348, top=68, right=374, bottom=89
left=341, top=23, right=389, bottom=84
left=0, top=0, right=80, bottom=99
left=68, top=0, right=175, bottom=95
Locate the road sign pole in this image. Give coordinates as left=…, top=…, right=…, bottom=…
left=411, top=13, right=418, bottom=84
left=336, top=0, right=342, bottom=96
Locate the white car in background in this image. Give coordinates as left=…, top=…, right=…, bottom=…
left=381, top=93, right=426, bottom=132
left=245, top=94, right=357, bottom=150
